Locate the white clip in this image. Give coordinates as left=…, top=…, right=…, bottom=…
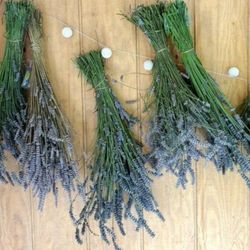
left=144, top=60, right=154, bottom=71
left=101, top=48, right=113, bottom=59
left=228, top=67, right=240, bottom=78
left=62, top=27, right=73, bottom=38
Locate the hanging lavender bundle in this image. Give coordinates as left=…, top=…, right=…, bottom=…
left=74, top=51, right=163, bottom=250
left=13, top=10, right=78, bottom=210
left=0, top=1, right=34, bottom=183
left=124, top=3, right=214, bottom=188
left=165, top=0, right=250, bottom=188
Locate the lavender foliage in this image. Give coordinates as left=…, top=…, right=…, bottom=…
left=75, top=51, right=164, bottom=250
left=165, top=0, right=250, bottom=188
left=0, top=1, right=34, bottom=184
left=14, top=11, right=78, bottom=210
left=125, top=3, right=213, bottom=188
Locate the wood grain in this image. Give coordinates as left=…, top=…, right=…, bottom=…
left=0, top=0, right=249, bottom=250
left=195, top=0, right=250, bottom=250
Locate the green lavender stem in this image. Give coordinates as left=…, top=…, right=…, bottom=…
left=0, top=1, right=34, bottom=183
left=0, top=1, right=33, bottom=125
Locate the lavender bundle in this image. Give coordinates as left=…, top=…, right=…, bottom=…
left=13, top=10, right=78, bottom=210
left=0, top=1, right=34, bottom=183
left=125, top=3, right=214, bottom=188
left=165, top=0, right=250, bottom=187
left=74, top=51, right=163, bottom=250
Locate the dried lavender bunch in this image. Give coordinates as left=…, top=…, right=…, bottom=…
left=75, top=51, right=163, bottom=250
left=165, top=0, right=250, bottom=188
left=13, top=10, right=78, bottom=210
left=0, top=0, right=34, bottom=183
left=124, top=3, right=214, bottom=188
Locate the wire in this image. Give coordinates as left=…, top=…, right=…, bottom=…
left=44, top=12, right=248, bottom=85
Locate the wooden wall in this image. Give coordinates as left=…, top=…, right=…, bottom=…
left=0, top=0, right=249, bottom=249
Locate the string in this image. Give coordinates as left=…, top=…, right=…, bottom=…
left=45, top=13, right=152, bottom=59
left=207, top=69, right=247, bottom=82
left=182, top=48, right=194, bottom=54
left=108, top=69, right=247, bottom=93
left=4, top=35, right=21, bottom=43
left=157, top=48, right=168, bottom=53
left=0, top=2, right=247, bottom=84
left=44, top=12, right=248, bottom=85
left=6, top=39, right=21, bottom=43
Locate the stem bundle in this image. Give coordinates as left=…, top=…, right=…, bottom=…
left=0, top=0, right=34, bottom=183
left=125, top=3, right=213, bottom=188
left=165, top=0, right=250, bottom=187
left=75, top=51, right=163, bottom=250
left=13, top=10, right=78, bottom=210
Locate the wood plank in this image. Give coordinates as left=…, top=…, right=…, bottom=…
left=0, top=1, right=249, bottom=250
left=195, top=0, right=250, bottom=249
left=0, top=137, right=32, bottom=249
left=0, top=159, right=33, bottom=250
left=31, top=1, right=85, bottom=250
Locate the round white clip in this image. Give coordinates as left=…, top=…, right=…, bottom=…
left=101, top=48, right=113, bottom=59
left=144, top=60, right=154, bottom=71
left=62, top=27, right=73, bottom=38
left=228, top=67, right=240, bottom=78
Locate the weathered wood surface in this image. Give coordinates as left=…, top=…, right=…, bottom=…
left=0, top=1, right=249, bottom=249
